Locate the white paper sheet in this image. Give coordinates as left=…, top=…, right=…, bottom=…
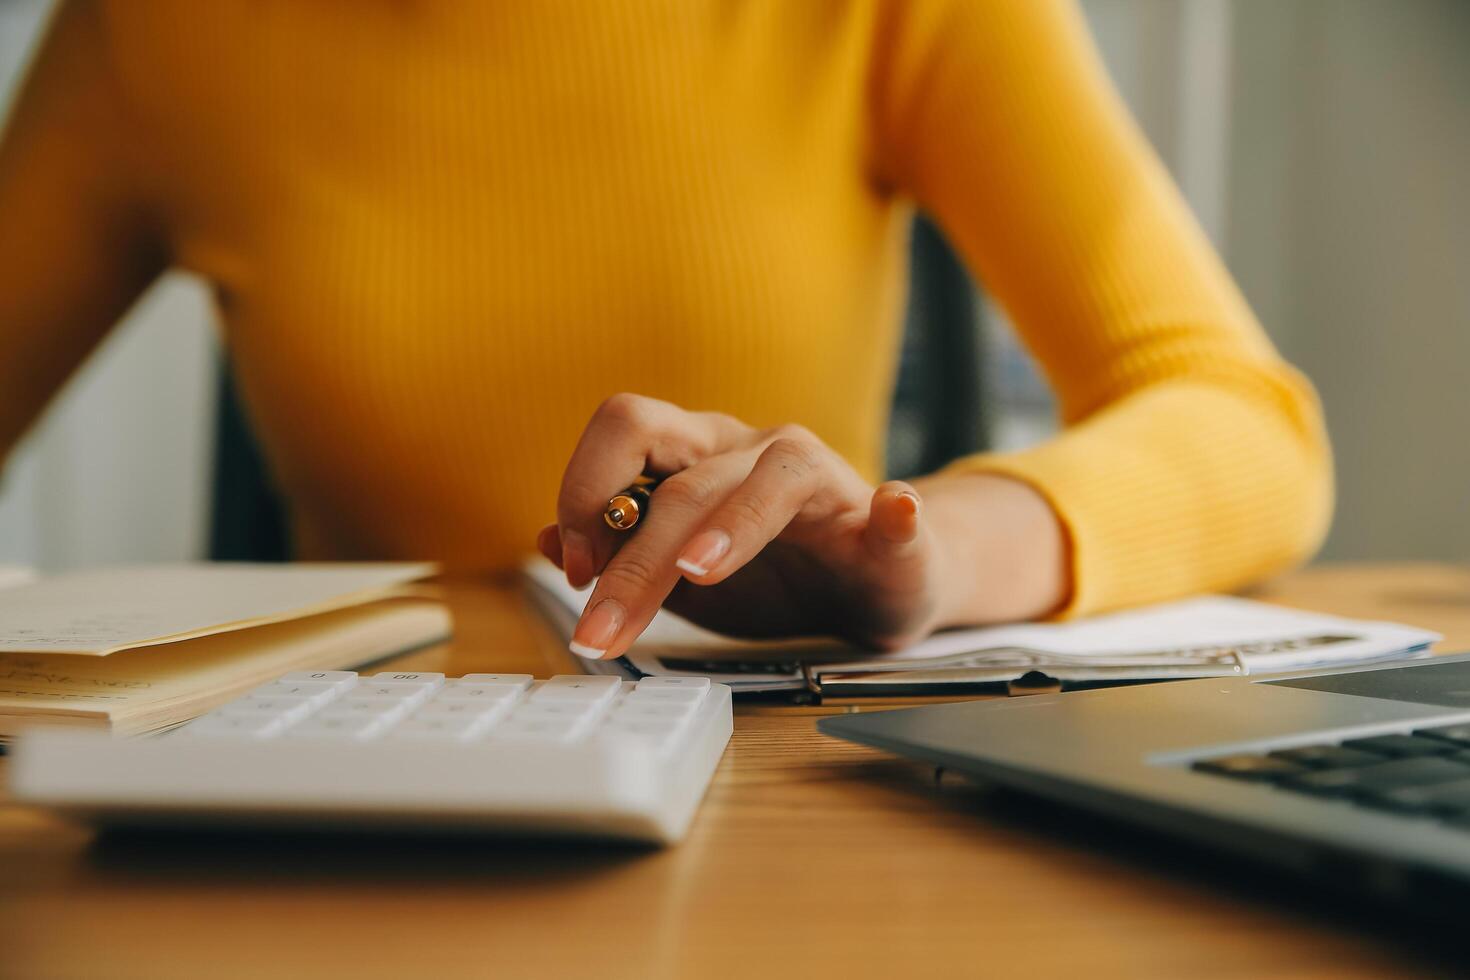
left=523, top=558, right=1440, bottom=689
left=812, top=596, right=1439, bottom=676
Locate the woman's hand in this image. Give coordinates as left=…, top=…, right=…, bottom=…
left=536, top=394, right=1067, bottom=660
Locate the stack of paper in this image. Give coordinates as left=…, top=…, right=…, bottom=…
left=523, top=560, right=1439, bottom=696
left=0, top=564, right=449, bottom=737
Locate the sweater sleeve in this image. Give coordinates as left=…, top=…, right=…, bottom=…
left=871, top=0, right=1332, bottom=617
left=0, top=0, right=166, bottom=462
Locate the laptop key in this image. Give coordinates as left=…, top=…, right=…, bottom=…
left=1339, top=734, right=1457, bottom=758
left=1365, top=777, right=1470, bottom=815
left=1191, top=754, right=1307, bottom=782
left=1414, top=724, right=1470, bottom=748
left=1283, top=756, right=1470, bottom=798
left=1268, top=745, right=1382, bottom=770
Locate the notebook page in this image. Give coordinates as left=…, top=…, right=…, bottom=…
left=0, top=563, right=435, bottom=655
left=522, top=560, right=1439, bottom=685
left=814, top=597, right=1441, bottom=675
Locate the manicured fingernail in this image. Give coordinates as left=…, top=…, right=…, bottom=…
left=570, top=598, right=624, bottom=659
left=896, top=491, right=921, bottom=515
left=676, top=529, right=731, bottom=578
left=562, top=528, right=594, bottom=589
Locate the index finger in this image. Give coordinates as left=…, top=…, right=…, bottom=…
left=569, top=451, right=753, bottom=660
left=556, top=393, right=748, bottom=587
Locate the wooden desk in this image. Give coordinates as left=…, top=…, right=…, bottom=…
left=3, top=563, right=1469, bottom=980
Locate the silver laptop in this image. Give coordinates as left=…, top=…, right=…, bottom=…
left=819, top=653, right=1470, bottom=904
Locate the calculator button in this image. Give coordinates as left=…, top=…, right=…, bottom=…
left=416, top=700, right=508, bottom=720
left=599, top=718, right=683, bottom=752
left=218, top=699, right=314, bottom=724
left=489, top=718, right=583, bottom=744
left=320, top=699, right=409, bottom=718
left=436, top=683, right=521, bottom=703
left=183, top=714, right=286, bottom=739
left=247, top=681, right=340, bottom=705
left=287, top=716, right=387, bottom=740
left=385, top=716, right=487, bottom=741
left=458, top=674, right=533, bottom=691
left=612, top=701, right=695, bottom=722
left=634, top=676, right=711, bottom=692
left=603, top=718, right=684, bottom=735
left=369, top=672, right=445, bottom=688
left=511, top=703, right=598, bottom=725
left=626, top=686, right=704, bottom=705
left=530, top=675, right=621, bottom=704
left=345, top=684, right=435, bottom=707
left=280, top=670, right=359, bottom=689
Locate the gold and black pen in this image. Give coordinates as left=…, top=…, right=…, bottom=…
left=603, top=476, right=659, bottom=531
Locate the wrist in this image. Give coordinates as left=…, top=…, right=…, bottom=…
left=911, top=471, right=1070, bottom=628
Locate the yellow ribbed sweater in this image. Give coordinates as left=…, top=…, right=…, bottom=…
left=0, top=0, right=1331, bottom=617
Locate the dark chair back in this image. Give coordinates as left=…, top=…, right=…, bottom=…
left=208, top=365, right=289, bottom=561
left=886, top=214, right=988, bottom=478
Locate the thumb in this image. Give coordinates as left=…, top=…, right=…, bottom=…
left=861, top=481, right=924, bottom=563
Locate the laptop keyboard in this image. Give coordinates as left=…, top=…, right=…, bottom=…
left=1192, top=723, right=1470, bottom=828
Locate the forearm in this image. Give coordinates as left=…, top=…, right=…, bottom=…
left=911, top=470, right=1069, bottom=627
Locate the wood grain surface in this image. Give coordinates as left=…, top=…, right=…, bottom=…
left=3, top=563, right=1469, bottom=980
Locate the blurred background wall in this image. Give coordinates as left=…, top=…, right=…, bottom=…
left=0, top=0, right=217, bottom=570
left=1226, top=0, right=1470, bottom=561
left=0, top=0, right=1465, bottom=570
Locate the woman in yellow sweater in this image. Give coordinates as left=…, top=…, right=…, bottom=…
left=0, top=0, right=1330, bottom=660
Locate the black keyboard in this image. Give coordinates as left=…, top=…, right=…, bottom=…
left=1191, top=723, right=1470, bottom=828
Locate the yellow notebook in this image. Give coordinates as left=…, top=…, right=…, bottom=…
left=0, top=564, right=451, bottom=737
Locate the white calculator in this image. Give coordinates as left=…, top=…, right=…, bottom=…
left=10, top=671, right=733, bottom=845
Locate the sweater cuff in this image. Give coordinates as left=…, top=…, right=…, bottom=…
left=941, top=383, right=1331, bottom=620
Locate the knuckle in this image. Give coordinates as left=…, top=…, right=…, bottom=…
left=596, top=392, right=648, bottom=428
left=764, top=435, right=823, bottom=475
left=599, top=549, right=662, bottom=593
left=721, top=492, right=771, bottom=532
left=656, top=470, right=721, bottom=511
left=648, top=434, right=700, bottom=473
left=773, top=422, right=818, bottom=446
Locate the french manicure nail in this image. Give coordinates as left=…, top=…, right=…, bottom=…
left=570, top=598, right=625, bottom=659
left=676, top=529, right=731, bottom=578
